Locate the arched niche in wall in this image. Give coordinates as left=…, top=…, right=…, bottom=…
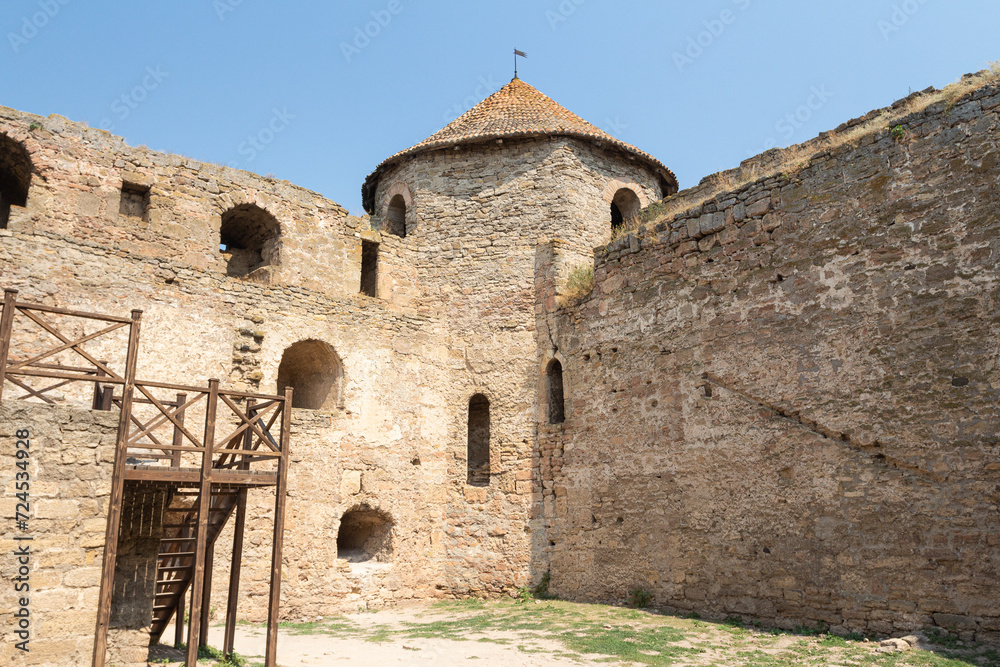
left=276, top=339, right=343, bottom=410
left=467, top=393, right=491, bottom=487
left=386, top=195, right=406, bottom=238
left=0, top=133, right=33, bottom=229
left=380, top=181, right=412, bottom=238
left=219, top=203, right=281, bottom=278
left=336, top=506, right=393, bottom=563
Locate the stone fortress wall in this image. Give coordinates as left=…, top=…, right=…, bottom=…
left=0, top=104, right=563, bottom=623
left=0, top=403, right=118, bottom=667
left=536, top=80, right=1000, bottom=642
left=0, top=96, right=664, bottom=629
left=0, top=71, right=998, bottom=656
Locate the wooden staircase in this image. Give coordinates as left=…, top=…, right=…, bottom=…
left=150, top=487, right=241, bottom=642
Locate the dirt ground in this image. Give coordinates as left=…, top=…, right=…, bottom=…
left=147, top=599, right=1000, bottom=667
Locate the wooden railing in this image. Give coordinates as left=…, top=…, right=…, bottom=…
left=112, top=380, right=289, bottom=478
left=0, top=288, right=139, bottom=406
left=0, top=289, right=291, bottom=667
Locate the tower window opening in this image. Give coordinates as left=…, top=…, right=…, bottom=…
left=547, top=359, right=565, bottom=424
left=386, top=194, right=406, bottom=238
left=360, top=240, right=379, bottom=297
left=219, top=204, right=280, bottom=278
left=610, top=188, right=641, bottom=232
left=467, top=394, right=491, bottom=486
left=0, top=134, right=32, bottom=229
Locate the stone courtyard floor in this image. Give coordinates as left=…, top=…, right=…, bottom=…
left=147, top=599, right=1000, bottom=666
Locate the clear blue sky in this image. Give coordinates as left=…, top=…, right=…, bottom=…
left=3, top=1, right=997, bottom=215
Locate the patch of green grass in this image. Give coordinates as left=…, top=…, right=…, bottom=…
left=925, top=628, right=962, bottom=649
left=628, top=587, right=654, bottom=609
left=432, top=597, right=486, bottom=610
left=234, top=600, right=1000, bottom=667
left=365, top=628, right=393, bottom=643
left=559, top=624, right=700, bottom=665
left=532, top=570, right=556, bottom=600
left=791, top=624, right=828, bottom=636
left=277, top=617, right=360, bottom=637
left=196, top=644, right=247, bottom=667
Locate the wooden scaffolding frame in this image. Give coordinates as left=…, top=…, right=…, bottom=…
left=0, top=289, right=292, bottom=667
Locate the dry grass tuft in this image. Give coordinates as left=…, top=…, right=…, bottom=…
left=610, top=214, right=644, bottom=242
left=561, top=263, right=595, bottom=304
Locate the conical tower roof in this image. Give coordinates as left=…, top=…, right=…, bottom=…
left=362, top=78, right=677, bottom=213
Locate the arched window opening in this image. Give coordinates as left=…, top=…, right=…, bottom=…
left=0, top=134, right=32, bottom=229
left=337, top=507, right=393, bottom=563
left=386, top=194, right=406, bottom=238
left=276, top=340, right=342, bottom=410
left=467, top=394, right=491, bottom=487
left=610, top=188, right=641, bottom=232
left=547, top=360, right=565, bottom=424
left=219, top=204, right=280, bottom=278
left=360, top=240, right=379, bottom=297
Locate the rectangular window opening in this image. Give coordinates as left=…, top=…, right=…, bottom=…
left=360, top=240, right=379, bottom=297
left=0, top=193, right=9, bottom=229
left=120, top=182, right=151, bottom=220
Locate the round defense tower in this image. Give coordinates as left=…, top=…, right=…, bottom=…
left=354, top=80, right=678, bottom=596
left=360, top=76, right=678, bottom=334
left=363, top=77, right=677, bottom=254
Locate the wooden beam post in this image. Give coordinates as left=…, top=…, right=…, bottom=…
left=264, top=388, right=293, bottom=667
left=171, top=393, right=186, bottom=467
left=91, top=362, right=109, bottom=410
left=92, top=309, right=143, bottom=667
left=174, top=578, right=186, bottom=647
left=199, top=541, right=215, bottom=646
left=99, top=385, right=114, bottom=411
left=185, top=378, right=219, bottom=667
left=224, top=399, right=253, bottom=658
left=0, top=289, right=18, bottom=403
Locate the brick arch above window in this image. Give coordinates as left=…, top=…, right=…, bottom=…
left=380, top=181, right=412, bottom=217
left=602, top=179, right=649, bottom=208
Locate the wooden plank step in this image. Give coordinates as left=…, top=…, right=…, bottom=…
left=156, top=580, right=187, bottom=588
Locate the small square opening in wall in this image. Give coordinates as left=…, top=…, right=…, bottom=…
left=119, top=182, right=150, bottom=220
left=360, top=240, right=379, bottom=297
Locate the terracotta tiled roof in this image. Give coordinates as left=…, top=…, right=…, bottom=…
left=362, top=78, right=677, bottom=213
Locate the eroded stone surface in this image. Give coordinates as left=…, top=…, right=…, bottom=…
left=1, top=75, right=999, bottom=667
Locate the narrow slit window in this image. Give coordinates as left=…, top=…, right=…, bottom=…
left=467, top=394, right=490, bottom=486
left=360, top=240, right=379, bottom=297
left=547, top=359, right=565, bottom=424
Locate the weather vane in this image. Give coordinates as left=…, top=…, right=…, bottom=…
left=514, top=48, right=526, bottom=78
